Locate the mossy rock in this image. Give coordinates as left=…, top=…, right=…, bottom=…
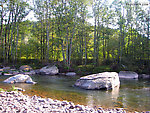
left=19, top=65, right=33, bottom=72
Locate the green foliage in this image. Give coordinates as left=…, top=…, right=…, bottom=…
left=0, top=0, right=149, bottom=74
left=76, top=64, right=112, bottom=75
left=0, top=85, right=18, bottom=92
left=7, top=85, right=18, bottom=92
left=0, top=88, right=5, bottom=92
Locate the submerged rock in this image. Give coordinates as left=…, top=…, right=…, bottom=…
left=39, top=65, right=59, bottom=75
left=75, top=72, right=120, bottom=90
left=119, top=71, right=138, bottom=79
left=3, top=74, right=36, bottom=84
left=66, top=72, right=76, bottom=76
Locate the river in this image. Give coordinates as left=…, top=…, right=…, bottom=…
left=0, top=75, right=150, bottom=112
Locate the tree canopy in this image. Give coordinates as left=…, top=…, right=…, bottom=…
left=0, top=0, right=149, bottom=74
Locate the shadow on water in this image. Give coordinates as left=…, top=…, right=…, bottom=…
left=1, top=75, right=150, bottom=111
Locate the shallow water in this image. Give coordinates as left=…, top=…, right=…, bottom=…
left=0, top=75, right=150, bottom=111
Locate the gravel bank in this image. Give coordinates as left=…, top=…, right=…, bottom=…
left=0, top=91, right=127, bottom=113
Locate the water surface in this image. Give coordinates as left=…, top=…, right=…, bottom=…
left=0, top=75, right=150, bottom=111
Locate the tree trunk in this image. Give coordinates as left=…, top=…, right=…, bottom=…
left=68, top=8, right=77, bottom=68
left=46, top=0, right=50, bottom=61
left=94, top=15, right=97, bottom=64
left=10, top=11, right=14, bottom=62
left=4, top=10, right=11, bottom=63
left=40, top=19, right=43, bottom=60
left=61, top=40, right=66, bottom=64
left=15, top=23, right=19, bottom=62
left=0, top=5, right=4, bottom=62
left=65, top=25, right=69, bottom=66
left=103, top=31, right=105, bottom=60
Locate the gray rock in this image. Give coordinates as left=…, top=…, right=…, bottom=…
left=0, top=106, right=3, bottom=110
left=0, top=69, right=3, bottom=72
left=11, top=71, right=20, bottom=75
left=34, top=69, right=40, bottom=74
left=138, top=74, right=150, bottom=79
left=0, top=94, right=6, bottom=97
left=19, top=65, right=33, bottom=71
left=39, top=65, right=59, bottom=75
left=75, top=72, right=120, bottom=90
left=119, top=71, right=138, bottom=79
left=3, top=74, right=36, bottom=84
left=66, top=72, right=76, bottom=76
left=8, top=69, right=19, bottom=75
left=3, top=73, right=13, bottom=76
left=24, top=70, right=36, bottom=75
left=26, top=77, right=36, bottom=84
left=14, top=87, right=25, bottom=91
left=38, top=99, right=45, bottom=103
left=75, top=105, right=83, bottom=111
left=61, top=102, right=68, bottom=106
left=58, top=73, right=66, bottom=75
left=3, top=67, right=10, bottom=72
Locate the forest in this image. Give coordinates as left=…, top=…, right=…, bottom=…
left=0, top=0, right=149, bottom=74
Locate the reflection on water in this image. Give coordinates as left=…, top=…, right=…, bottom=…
left=86, top=93, right=94, bottom=107
left=14, top=83, right=33, bottom=90
left=0, top=75, right=150, bottom=111
left=111, top=85, right=119, bottom=99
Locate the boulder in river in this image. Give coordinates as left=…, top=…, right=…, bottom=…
left=119, top=71, right=138, bottom=79
left=3, top=74, right=36, bottom=84
left=39, top=65, right=59, bottom=75
left=22, top=70, right=36, bottom=76
left=75, top=72, right=120, bottom=90
left=3, top=67, right=10, bottom=72
left=0, top=69, right=3, bottom=72
left=138, top=74, right=150, bottom=79
left=3, top=73, right=13, bottom=76
left=66, top=72, right=76, bottom=76
left=19, top=65, right=33, bottom=72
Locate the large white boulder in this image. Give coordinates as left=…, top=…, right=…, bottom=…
left=3, top=74, right=36, bottom=84
left=75, top=72, right=120, bottom=90
left=39, top=65, right=59, bottom=75
left=119, top=71, right=138, bottom=79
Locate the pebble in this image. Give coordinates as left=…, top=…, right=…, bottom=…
left=0, top=91, right=146, bottom=113
left=0, top=94, right=6, bottom=97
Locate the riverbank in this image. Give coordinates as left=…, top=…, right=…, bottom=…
left=0, top=91, right=128, bottom=113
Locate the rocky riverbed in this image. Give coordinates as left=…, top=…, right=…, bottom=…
left=0, top=91, right=128, bottom=113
